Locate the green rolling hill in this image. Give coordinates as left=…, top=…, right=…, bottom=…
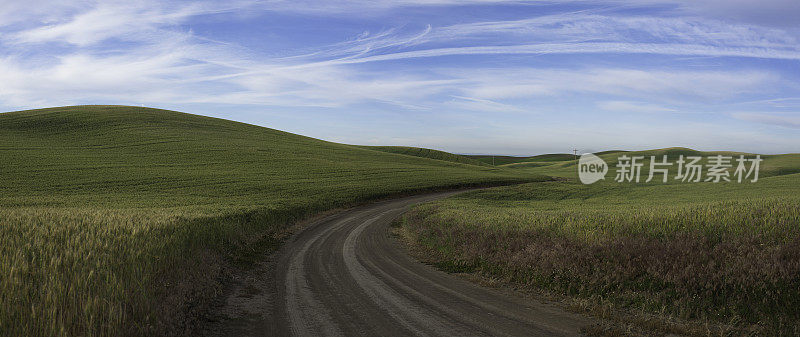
left=0, top=105, right=543, bottom=336
left=0, top=106, right=534, bottom=208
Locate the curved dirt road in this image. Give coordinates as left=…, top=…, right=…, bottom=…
left=209, top=191, right=594, bottom=336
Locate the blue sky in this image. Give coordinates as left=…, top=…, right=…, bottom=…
left=1, top=0, right=799, bottom=155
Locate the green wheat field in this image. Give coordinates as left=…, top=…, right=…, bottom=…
left=0, top=106, right=542, bottom=336
left=2, top=105, right=798, bottom=336
left=404, top=150, right=800, bottom=335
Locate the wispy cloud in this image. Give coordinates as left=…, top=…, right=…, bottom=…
left=450, top=68, right=776, bottom=103
left=447, top=96, right=527, bottom=113
left=732, top=112, right=800, bottom=129
left=295, top=12, right=800, bottom=65
left=5, top=1, right=254, bottom=46
left=244, top=0, right=800, bottom=27
left=1, top=1, right=796, bottom=108
left=598, top=101, right=677, bottom=113
left=0, top=0, right=798, bottom=153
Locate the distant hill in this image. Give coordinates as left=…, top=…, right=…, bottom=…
left=499, top=146, right=800, bottom=179
left=361, top=146, right=490, bottom=166
left=467, top=153, right=576, bottom=165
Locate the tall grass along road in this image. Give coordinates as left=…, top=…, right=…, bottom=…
left=206, top=191, right=594, bottom=336
left=402, top=173, right=800, bottom=335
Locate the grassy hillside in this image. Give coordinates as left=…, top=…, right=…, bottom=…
left=402, top=154, right=800, bottom=335
left=360, top=145, right=489, bottom=166
left=0, top=105, right=544, bottom=336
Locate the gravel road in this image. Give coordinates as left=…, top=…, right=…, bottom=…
left=207, top=191, right=594, bottom=336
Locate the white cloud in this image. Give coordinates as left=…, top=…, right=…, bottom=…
left=249, top=0, right=536, bottom=14
left=0, top=0, right=798, bottom=154
left=450, top=68, right=777, bottom=103
left=5, top=1, right=255, bottom=46
left=446, top=96, right=526, bottom=113
left=732, top=112, right=800, bottom=129
left=597, top=101, right=677, bottom=113
left=240, top=0, right=800, bottom=27
left=0, top=0, right=88, bottom=28
left=671, top=0, right=800, bottom=27
left=427, top=13, right=798, bottom=48
left=0, top=1, right=792, bottom=119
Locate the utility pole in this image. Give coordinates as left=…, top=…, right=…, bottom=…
left=492, top=156, right=495, bottom=166
left=573, top=148, right=578, bottom=161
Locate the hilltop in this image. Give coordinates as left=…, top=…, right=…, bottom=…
left=0, top=105, right=532, bottom=208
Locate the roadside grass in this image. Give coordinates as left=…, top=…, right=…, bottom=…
left=402, top=173, right=800, bottom=335
left=0, top=105, right=544, bottom=336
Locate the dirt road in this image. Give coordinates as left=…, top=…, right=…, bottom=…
left=207, top=191, right=594, bottom=336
